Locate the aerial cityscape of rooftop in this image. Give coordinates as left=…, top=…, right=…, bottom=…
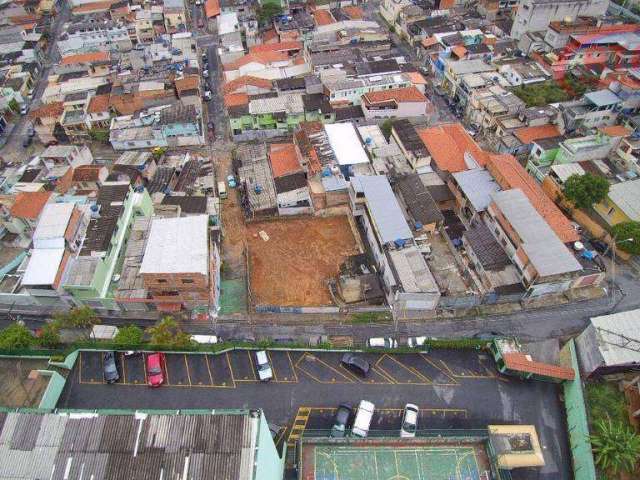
left=1, top=0, right=640, bottom=478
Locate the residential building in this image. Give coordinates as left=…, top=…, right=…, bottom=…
left=449, top=168, right=501, bottom=226
left=324, top=73, right=411, bottom=106
left=163, top=0, right=187, bottom=34
left=269, top=143, right=312, bottom=216
left=391, top=119, right=430, bottom=170
left=361, top=86, right=432, bottom=119
left=63, top=184, right=153, bottom=309
left=593, top=179, right=640, bottom=227
left=139, top=214, right=210, bottom=311
left=57, top=19, right=132, bottom=56
left=236, top=144, right=278, bottom=217
left=485, top=189, right=582, bottom=294
left=418, top=123, right=489, bottom=175
left=1, top=191, right=52, bottom=245
left=510, top=0, right=609, bottom=40
left=558, top=89, right=622, bottom=132
left=497, top=60, right=552, bottom=86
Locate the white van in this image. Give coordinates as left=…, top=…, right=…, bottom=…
left=351, top=400, right=375, bottom=438
left=255, top=350, right=273, bottom=381
left=190, top=335, right=220, bottom=344
left=218, top=181, right=227, bottom=199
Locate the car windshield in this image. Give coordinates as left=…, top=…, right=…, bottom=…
left=402, top=421, right=416, bottom=432
left=258, top=363, right=270, bottom=372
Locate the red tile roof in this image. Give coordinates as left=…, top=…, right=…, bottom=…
left=61, top=51, right=110, bottom=65
left=28, top=102, right=64, bottom=120
left=249, top=41, right=302, bottom=54
left=418, top=123, right=489, bottom=173
left=342, top=6, right=363, bottom=19
left=486, top=154, right=579, bottom=243
left=71, top=0, right=115, bottom=14
left=222, top=75, right=273, bottom=95
left=262, top=29, right=279, bottom=43
left=223, top=93, right=249, bottom=107
left=313, top=9, right=335, bottom=26
left=223, top=51, right=289, bottom=71
left=87, top=94, right=110, bottom=114
left=598, top=125, right=632, bottom=137
left=269, top=143, right=301, bottom=178
left=10, top=192, right=52, bottom=219
left=174, top=75, right=200, bottom=92
left=72, top=165, right=102, bottom=182
left=451, top=45, right=467, bottom=59
left=503, top=352, right=575, bottom=381
left=406, top=71, right=428, bottom=85
left=363, top=86, right=427, bottom=104
left=513, top=125, right=561, bottom=144
left=204, top=0, right=220, bottom=18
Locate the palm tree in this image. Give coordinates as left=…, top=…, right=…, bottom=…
left=590, top=416, right=640, bottom=475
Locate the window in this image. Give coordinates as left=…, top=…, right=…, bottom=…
left=607, top=207, right=615, bottom=216
left=157, top=279, right=167, bottom=284
left=182, top=279, right=194, bottom=284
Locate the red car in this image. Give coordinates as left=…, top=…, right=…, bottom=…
left=146, top=352, right=165, bottom=387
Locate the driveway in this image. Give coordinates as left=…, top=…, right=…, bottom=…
left=58, top=349, right=571, bottom=479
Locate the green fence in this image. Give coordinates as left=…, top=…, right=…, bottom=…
left=560, top=339, right=597, bottom=480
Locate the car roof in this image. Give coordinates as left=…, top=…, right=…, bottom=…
left=256, top=350, right=268, bottom=362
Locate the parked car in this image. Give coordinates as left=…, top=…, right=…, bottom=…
left=367, top=337, right=397, bottom=348
left=26, top=126, right=35, bottom=138
left=400, top=403, right=419, bottom=438
left=146, top=352, right=165, bottom=387
left=124, top=350, right=141, bottom=357
left=268, top=423, right=283, bottom=440
left=202, top=69, right=209, bottom=78
left=202, top=52, right=208, bottom=61
left=203, top=90, right=212, bottom=101
left=22, top=136, right=32, bottom=148
left=20, top=104, right=29, bottom=115
left=255, top=350, right=273, bottom=381
left=407, top=336, right=428, bottom=348
left=207, top=121, right=215, bottom=131
left=340, top=353, right=370, bottom=377
left=103, top=351, right=119, bottom=384
left=330, top=403, right=352, bottom=438
left=190, top=335, right=220, bottom=344
left=352, top=400, right=375, bottom=438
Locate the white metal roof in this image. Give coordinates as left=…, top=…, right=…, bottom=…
left=21, top=248, right=65, bottom=286
left=324, top=123, right=370, bottom=166
left=33, top=203, right=74, bottom=244
left=550, top=163, right=585, bottom=183
left=452, top=168, right=500, bottom=212
left=140, top=215, right=208, bottom=275
left=608, top=179, right=640, bottom=221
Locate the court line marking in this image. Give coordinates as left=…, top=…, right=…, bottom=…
left=184, top=354, right=192, bottom=386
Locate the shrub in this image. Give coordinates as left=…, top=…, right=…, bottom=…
left=0, top=323, right=34, bottom=350
left=113, top=325, right=144, bottom=347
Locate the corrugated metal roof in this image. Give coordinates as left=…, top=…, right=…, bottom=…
left=0, top=412, right=256, bottom=480
left=452, top=168, right=500, bottom=212
left=608, top=179, right=640, bottom=221
left=351, top=175, right=413, bottom=244
left=587, top=310, right=640, bottom=367
left=584, top=89, right=621, bottom=107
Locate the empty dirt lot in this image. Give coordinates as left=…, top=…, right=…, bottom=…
left=247, top=216, right=360, bottom=306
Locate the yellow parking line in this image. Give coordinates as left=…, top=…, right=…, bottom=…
left=79, top=352, right=83, bottom=381
left=287, top=351, right=299, bottom=383
left=121, top=353, right=127, bottom=384
left=294, top=355, right=354, bottom=384
left=142, top=354, right=148, bottom=384
left=184, top=354, right=192, bottom=386
left=225, top=352, right=237, bottom=388
left=247, top=351, right=257, bottom=380
left=205, top=355, right=214, bottom=385
left=266, top=351, right=278, bottom=382
left=386, top=355, right=432, bottom=383
left=419, top=354, right=458, bottom=385
left=163, top=355, right=171, bottom=385
left=375, top=354, right=429, bottom=385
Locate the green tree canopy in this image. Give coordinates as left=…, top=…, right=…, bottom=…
left=590, top=417, right=640, bottom=475
left=37, top=323, right=61, bottom=348
left=0, top=323, right=34, bottom=350
left=380, top=119, right=393, bottom=142
left=114, top=325, right=144, bottom=347
left=563, top=173, right=609, bottom=210
left=146, top=317, right=192, bottom=348
left=257, top=3, right=282, bottom=26
left=53, top=306, right=100, bottom=339
left=611, top=222, right=640, bottom=254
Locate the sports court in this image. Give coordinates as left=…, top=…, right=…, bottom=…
left=303, top=441, right=491, bottom=480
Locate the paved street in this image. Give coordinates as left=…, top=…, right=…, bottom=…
left=58, top=349, right=571, bottom=479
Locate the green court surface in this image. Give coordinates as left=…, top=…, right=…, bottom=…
left=219, top=278, right=247, bottom=314
left=313, top=445, right=487, bottom=480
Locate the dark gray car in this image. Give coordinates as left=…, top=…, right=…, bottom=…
left=103, top=351, right=119, bottom=384
left=330, top=403, right=352, bottom=438
left=341, top=353, right=370, bottom=377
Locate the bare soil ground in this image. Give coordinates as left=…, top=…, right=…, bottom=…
left=247, top=216, right=360, bottom=306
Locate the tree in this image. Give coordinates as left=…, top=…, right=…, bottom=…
left=0, top=323, right=34, bottom=350
left=53, top=306, right=100, bottom=339
left=37, top=323, right=61, bottom=348
left=257, top=3, right=282, bottom=26
left=563, top=173, right=609, bottom=210
left=151, top=147, right=166, bottom=160
left=146, top=317, right=192, bottom=348
left=590, top=417, right=640, bottom=475
left=113, top=325, right=144, bottom=347
left=611, top=222, right=640, bottom=255
left=380, top=119, right=393, bottom=142
left=88, top=128, right=110, bottom=143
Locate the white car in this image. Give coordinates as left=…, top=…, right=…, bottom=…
left=352, top=400, right=375, bottom=438
left=407, top=336, right=428, bottom=348
left=400, top=403, right=419, bottom=438
left=190, top=335, right=220, bottom=344
left=255, top=350, right=273, bottom=381
left=367, top=337, right=397, bottom=348
left=202, top=69, right=209, bottom=78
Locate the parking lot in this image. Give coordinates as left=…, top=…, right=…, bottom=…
left=58, top=349, right=570, bottom=478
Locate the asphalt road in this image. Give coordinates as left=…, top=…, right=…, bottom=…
left=58, top=349, right=570, bottom=480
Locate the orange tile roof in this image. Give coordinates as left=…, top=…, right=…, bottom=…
left=269, top=143, right=301, bottom=178
left=204, top=0, right=220, bottom=18
left=422, top=37, right=439, bottom=48
left=28, top=101, right=64, bottom=119
left=222, top=75, right=273, bottom=94
left=223, top=93, right=249, bottom=107
left=174, top=75, right=200, bottom=92
left=87, top=94, right=110, bottom=114
left=418, top=123, right=488, bottom=173
left=598, top=125, right=632, bottom=137
left=513, top=125, right=561, bottom=144
left=314, top=9, right=335, bottom=26
left=503, top=353, right=575, bottom=381
left=72, top=165, right=102, bottom=182
left=223, top=51, right=289, bottom=71
left=407, top=71, right=427, bottom=85
left=250, top=41, right=302, bottom=54
left=60, top=51, right=110, bottom=65
left=262, top=29, right=279, bottom=43
left=363, top=86, right=427, bottom=104
left=71, top=0, right=115, bottom=13
left=10, top=192, right=52, bottom=220
left=486, top=154, right=579, bottom=243
left=342, top=6, right=363, bottom=19
left=451, top=45, right=467, bottom=58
